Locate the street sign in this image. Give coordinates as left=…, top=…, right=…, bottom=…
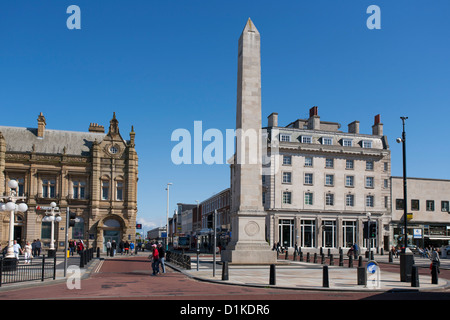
left=37, top=206, right=60, bottom=211
left=366, top=261, right=380, bottom=289
left=413, top=228, right=422, bottom=239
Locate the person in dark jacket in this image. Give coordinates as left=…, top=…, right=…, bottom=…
left=157, top=243, right=166, bottom=274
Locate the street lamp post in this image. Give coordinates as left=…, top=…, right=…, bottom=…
left=42, top=202, right=61, bottom=257
left=367, top=212, right=371, bottom=260
left=397, top=116, right=409, bottom=250
left=397, top=116, right=414, bottom=282
left=166, top=183, right=173, bottom=251
left=0, top=180, right=28, bottom=265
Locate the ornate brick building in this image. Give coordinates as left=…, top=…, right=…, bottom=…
left=0, top=112, right=138, bottom=253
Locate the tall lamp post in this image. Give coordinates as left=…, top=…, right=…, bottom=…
left=367, top=212, right=371, bottom=259
left=166, top=183, right=173, bottom=251
left=397, top=116, right=413, bottom=282
left=0, top=180, right=28, bottom=265
left=42, top=202, right=61, bottom=257
left=397, top=116, right=409, bottom=251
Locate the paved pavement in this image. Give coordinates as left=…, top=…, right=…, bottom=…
left=176, top=252, right=450, bottom=292
left=0, top=250, right=449, bottom=302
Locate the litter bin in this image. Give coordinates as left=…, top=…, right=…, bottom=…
left=400, top=250, right=414, bottom=282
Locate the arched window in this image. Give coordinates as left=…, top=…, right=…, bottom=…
left=104, top=219, right=121, bottom=228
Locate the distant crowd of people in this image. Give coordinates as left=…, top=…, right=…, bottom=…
left=104, top=240, right=142, bottom=257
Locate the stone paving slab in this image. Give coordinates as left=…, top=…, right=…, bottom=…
left=177, top=255, right=450, bottom=292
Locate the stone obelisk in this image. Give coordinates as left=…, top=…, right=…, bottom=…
left=221, top=19, right=276, bottom=264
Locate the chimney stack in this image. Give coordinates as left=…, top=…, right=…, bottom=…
left=89, top=123, right=105, bottom=133
left=37, top=112, right=46, bottom=138
left=372, top=114, right=383, bottom=136
left=308, top=106, right=320, bottom=130
left=348, top=121, right=360, bottom=134
left=267, top=112, right=278, bottom=127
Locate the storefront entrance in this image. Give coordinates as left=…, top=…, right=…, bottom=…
left=278, top=219, right=294, bottom=247
left=102, top=218, right=122, bottom=252
left=103, top=230, right=120, bottom=252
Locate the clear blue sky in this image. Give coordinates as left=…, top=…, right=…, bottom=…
left=1, top=1, right=449, bottom=234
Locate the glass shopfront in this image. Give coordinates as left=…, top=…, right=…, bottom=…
left=278, top=219, right=294, bottom=247
left=393, top=224, right=450, bottom=249
left=300, top=219, right=315, bottom=247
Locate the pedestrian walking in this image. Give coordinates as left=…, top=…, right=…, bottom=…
left=35, top=239, right=42, bottom=257
left=31, top=240, right=37, bottom=257
left=124, top=241, right=130, bottom=255
left=157, top=243, right=166, bottom=274
left=23, top=241, right=33, bottom=264
left=13, top=240, right=22, bottom=259
left=111, top=240, right=117, bottom=256
left=130, top=241, right=135, bottom=255
left=352, top=243, right=359, bottom=259
left=119, top=241, right=124, bottom=255
left=106, top=240, right=111, bottom=256
left=77, top=239, right=84, bottom=253
left=151, top=244, right=160, bottom=276
left=431, top=247, right=440, bottom=274
left=69, top=239, right=75, bottom=256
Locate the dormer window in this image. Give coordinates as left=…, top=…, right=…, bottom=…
left=280, top=134, right=291, bottom=142
left=301, top=135, right=312, bottom=144
left=342, top=138, right=353, bottom=147
left=322, top=137, right=332, bottom=145
left=362, top=140, right=372, bottom=149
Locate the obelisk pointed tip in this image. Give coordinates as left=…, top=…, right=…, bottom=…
left=243, top=17, right=259, bottom=34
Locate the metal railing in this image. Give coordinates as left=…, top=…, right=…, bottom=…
left=0, top=255, right=57, bottom=287
left=166, top=251, right=191, bottom=270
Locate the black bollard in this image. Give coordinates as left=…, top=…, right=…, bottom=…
left=299, top=252, right=303, bottom=262
left=348, top=255, right=353, bottom=268
left=293, top=250, right=297, bottom=261
left=314, top=252, right=318, bottom=264
left=329, top=254, right=334, bottom=266
left=328, top=248, right=331, bottom=257
left=339, top=253, right=343, bottom=267
left=285, top=250, right=289, bottom=260
left=389, top=251, right=393, bottom=263
left=320, top=247, right=323, bottom=256
left=381, top=248, right=384, bottom=256
left=357, top=266, right=366, bottom=285
left=306, top=252, right=310, bottom=263
left=431, top=264, right=439, bottom=284
left=370, top=251, right=374, bottom=261
left=79, top=250, right=84, bottom=268
left=97, top=247, right=100, bottom=258
left=222, top=262, right=229, bottom=281
left=358, top=256, right=363, bottom=267
left=323, top=266, right=329, bottom=288
left=269, top=264, right=276, bottom=285
left=411, top=265, right=419, bottom=287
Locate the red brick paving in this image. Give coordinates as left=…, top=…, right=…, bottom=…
left=0, top=256, right=449, bottom=302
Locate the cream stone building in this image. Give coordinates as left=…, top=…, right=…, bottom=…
left=0, top=112, right=138, bottom=253
left=263, top=107, right=391, bottom=252
left=391, top=176, right=450, bottom=248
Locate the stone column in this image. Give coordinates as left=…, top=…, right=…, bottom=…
left=221, top=19, right=276, bottom=264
